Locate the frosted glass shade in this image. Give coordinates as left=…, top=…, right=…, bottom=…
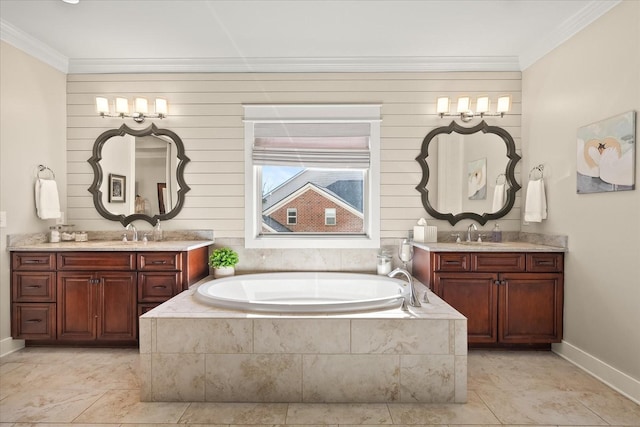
left=436, top=97, right=450, bottom=114
left=115, top=97, right=129, bottom=114
left=95, top=97, right=109, bottom=114
left=456, top=97, right=470, bottom=113
left=135, top=98, right=148, bottom=114
left=497, top=96, right=511, bottom=113
left=155, top=98, right=168, bottom=116
left=476, top=96, right=490, bottom=113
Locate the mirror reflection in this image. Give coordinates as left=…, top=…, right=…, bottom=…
left=88, top=124, right=190, bottom=226
left=416, top=121, right=521, bottom=225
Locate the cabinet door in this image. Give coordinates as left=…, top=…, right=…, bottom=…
left=57, top=272, right=96, bottom=341
left=499, top=273, right=564, bottom=343
left=435, top=272, right=499, bottom=344
left=97, top=272, right=137, bottom=341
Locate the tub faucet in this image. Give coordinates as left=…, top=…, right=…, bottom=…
left=466, top=223, right=478, bottom=242
left=125, top=223, right=138, bottom=242
left=388, top=267, right=422, bottom=311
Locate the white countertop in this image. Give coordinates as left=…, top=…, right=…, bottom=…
left=413, top=241, right=566, bottom=252
left=8, top=240, right=214, bottom=252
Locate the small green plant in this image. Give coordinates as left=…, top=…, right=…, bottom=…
left=209, top=247, right=239, bottom=268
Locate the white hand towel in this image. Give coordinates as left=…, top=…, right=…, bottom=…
left=35, top=178, right=61, bottom=219
left=492, top=183, right=505, bottom=212
left=524, top=179, right=547, bottom=222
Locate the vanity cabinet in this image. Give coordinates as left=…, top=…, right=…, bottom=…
left=10, top=245, right=210, bottom=345
left=415, top=248, right=563, bottom=346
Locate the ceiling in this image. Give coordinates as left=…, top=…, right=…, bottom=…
left=0, top=0, right=619, bottom=74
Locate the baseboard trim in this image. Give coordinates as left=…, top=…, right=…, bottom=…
left=553, top=341, right=640, bottom=404
left=0, top=337, right=25, bottom=358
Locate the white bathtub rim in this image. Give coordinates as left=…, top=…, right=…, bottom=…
left=194, top=271, right=410, bottom=313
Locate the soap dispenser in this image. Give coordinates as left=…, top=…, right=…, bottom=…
left=153, top=219, right=163, bottom=241
left=492, top=223, right=502, bottom=243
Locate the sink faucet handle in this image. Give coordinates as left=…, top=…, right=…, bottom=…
left=122, top=233, right=128, bottom=243
left=451, top=233, right=461, bottom=243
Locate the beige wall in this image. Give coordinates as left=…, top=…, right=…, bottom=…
left=522, top=0, right=640, bottom=395
left=0, top=41, right=67, bottom=352
left=66, top=72, right=522, bottom=237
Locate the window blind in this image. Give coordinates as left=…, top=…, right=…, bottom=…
left=252, top=122, right=370, bottom=168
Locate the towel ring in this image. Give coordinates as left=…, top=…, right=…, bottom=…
left=495, top=173, right=507, bottom=185
left=37, top=164, right=55, bottom=180
left=529, top=164, right=544, bottom=180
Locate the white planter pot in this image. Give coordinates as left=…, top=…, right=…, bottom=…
left=214, top=266, right=235, bottom=278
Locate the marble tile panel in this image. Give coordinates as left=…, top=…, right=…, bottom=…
left=387, top=391, right=501, bottom=424
left=339, top=248, right=379, bottom=272
left=454, top=319, right=467, bottom=355
left=454, top=355, right=468, bottom=403
left=275, top=248, right=342, bottom=271
left=155, top=318, right=252, bottom=354
left=205, top=354, right=301, bottom=402
left=74, top=389, right=189, bottom=424
left=138, top=317, right=152, bottom=354
left=476, top=386, right=609, bottom=425
left=399, top=355, right=455, bottom=403
left=286, top=403, right=393, bottom=424
left=179, top=402, right=288, bottom=424
left=253, top=318, right=350, bottom=353
left=0, top=389, right=104, bottom=423
left=302, top=354, right=399, bottom=402
left=139, top=353, right=152, bottom=401
left=151, top=353, right=205, bottom=401
left=351, top=319, right=450, bottom=354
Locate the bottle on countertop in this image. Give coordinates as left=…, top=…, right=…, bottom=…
left=492, top=223, right=502, bottom=242
left=153, top=219, right=163, bottom=241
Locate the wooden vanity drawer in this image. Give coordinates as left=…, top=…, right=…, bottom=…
left=527, top=253, right=564, bottom=272
left=472, top=253, right=525, bottom=272
left=11, top=303, right=56, bottom=339
left=12, top=253, right=56, bottom=270
left=57, top=252, right=135, bottom=270
left=12, top=272, right=56, bottom=302
left=434, top=253, right=470, bottom=271
left=138, top=252, right=182, bottom=271
left=138, top=272, right=182, bottom=302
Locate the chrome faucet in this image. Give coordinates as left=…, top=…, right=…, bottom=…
left=125, top=223, right=138, bottom=242
left=466, top=223, right=478, bottom=242
left=388, top=267, right=422, bottom=311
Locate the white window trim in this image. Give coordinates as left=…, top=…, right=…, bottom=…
left=286, top=208, right=297, bottom=225
left=244, top=104, right=381, bottom=249
left=325, top=208, right=337, bottom=226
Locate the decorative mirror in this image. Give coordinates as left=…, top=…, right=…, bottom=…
left=88, top=124, right=190, bottom=226
left=415, top=120, right=521, bottom=225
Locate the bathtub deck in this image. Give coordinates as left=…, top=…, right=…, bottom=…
left=139, top=277, right=467, bottom=403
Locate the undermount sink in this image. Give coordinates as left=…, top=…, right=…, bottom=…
left=457, top=241, right=507, bottom=247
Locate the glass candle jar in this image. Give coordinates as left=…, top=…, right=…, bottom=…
left=377, top=252, right=392, bottom=275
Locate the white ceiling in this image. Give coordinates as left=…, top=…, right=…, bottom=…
left=0, top=0, right=620, bottom=74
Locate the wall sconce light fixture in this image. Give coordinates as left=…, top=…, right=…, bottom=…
left=436, top=95, right=510, bottom=122
left=96, top=97, right=168, bottom=123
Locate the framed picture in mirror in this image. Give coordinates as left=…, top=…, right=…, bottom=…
left=157, top=182, right=167, bottom=214
left=109, top=173, right=126, bottom=203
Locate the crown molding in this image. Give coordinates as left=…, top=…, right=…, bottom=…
left=68, top=56, right=521, bottom=74
left=0, top=19, right=68, bottom=73
left=519, top=0, right=621, bottom=70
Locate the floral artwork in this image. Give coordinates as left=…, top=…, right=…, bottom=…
left=468, top=157, right=487, bottom=200
left=577, top=111, right=636, bottom=193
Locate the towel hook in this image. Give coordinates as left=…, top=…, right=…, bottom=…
left=529, top=164, right=544, bottom=180
left=37, top=164, right=55, bottom=180
left=495, top=173, right=507, bottom=185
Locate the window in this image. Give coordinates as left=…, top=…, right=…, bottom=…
left=244, top=104, right=381, bottom=248
left=287, top=208, right=297, bottom=225
left=325, top=208, right=336, bottom=226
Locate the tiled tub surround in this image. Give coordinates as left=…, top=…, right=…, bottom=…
left=139, top=279, right=467, bottom=403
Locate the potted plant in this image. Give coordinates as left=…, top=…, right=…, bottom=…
left=209, top=247, right=239, bottom=278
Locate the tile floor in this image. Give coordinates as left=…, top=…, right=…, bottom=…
left=0, top=347, right=638, bottom=426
